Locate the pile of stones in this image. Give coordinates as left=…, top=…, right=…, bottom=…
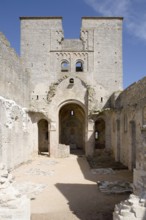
left=97, top=180, right=133, bottom=194
left=0, top=163, right=30, bottom=220
left=113, top=194, right=146, bottom=220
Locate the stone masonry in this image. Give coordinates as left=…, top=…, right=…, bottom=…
left=0, top=16, right=146, bottom=219
left=0, top=163, right=30, bottom=220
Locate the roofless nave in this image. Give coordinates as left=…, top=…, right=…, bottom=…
left=0, top=17, right=146, bottom=219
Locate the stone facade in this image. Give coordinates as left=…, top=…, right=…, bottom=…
left=20, top=16, right=123, bottom=158
left=1, top=16, right=146, bottom=219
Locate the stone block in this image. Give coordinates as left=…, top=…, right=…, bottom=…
left=56, top=144, right=70, bottom=158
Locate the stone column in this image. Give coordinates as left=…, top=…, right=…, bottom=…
left=86, top=119, right=94, bottom=156
left=49, top=121, right=58, bottom=157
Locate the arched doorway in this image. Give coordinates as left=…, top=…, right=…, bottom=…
left=59, top=103, right=85, bottom=151
left=95, top=118, right=105, bottom=149
left=38, top=119, right=49, bottom=154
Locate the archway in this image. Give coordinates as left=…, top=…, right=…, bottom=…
left=59, top=103, right=85, bottom=152
left=95, top=118, right=105, bottom=149
left=38, top=119, right=49, bottom=154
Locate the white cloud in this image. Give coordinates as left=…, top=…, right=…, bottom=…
left=84, top=0, right=130, bottom=16
left=84, top=0, right=146, bottom=42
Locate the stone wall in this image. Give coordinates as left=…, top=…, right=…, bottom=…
left=111, top=77, right=146, bottom=219
left=0, top=33, right=30, bottom=107
left=0, top=96, right=35, bottom=170
left=81, top=17, right=123, bottom=94
left=110, top=77, right=146, bottom=195
left=0, top=16, right=124, bottom=164
left=20, top=17, right=63, bottom=88
left=20, top=17, right=123, bottom=114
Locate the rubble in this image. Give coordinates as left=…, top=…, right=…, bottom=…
left=113, top=194, right=146, bottom=220
left=97, top=181, right=133, bottom=194
left=0, top=163, right=30, bottom=220
left=91, top=168, right=115, bottom=175
left=13, top=182, right=47, bottom=199
left=25, top=167, right=54, bottom=176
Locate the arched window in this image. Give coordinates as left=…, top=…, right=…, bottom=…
left=76, top=61, right=83, bottom=72
left=61, top=60, right=69, bottom=72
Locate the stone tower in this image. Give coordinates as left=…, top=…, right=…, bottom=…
left=20, top=17, right=123, bottom=157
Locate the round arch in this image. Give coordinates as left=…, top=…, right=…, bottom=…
left=59, top=102, right=86, bottom=152
left=75, top=60, right=84, bottom=72
left=61, top=59, right=70, bottom=72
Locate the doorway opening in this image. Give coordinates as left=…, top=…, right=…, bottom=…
left=95, top=118, right=105, bottom=149
left=59, top=103, right=85, bottom=153
left=38, top=119, right=49, bottom=155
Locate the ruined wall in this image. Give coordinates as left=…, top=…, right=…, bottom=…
left=0, top=96, right=36, bottom=170
left=0, top=33, right=30, bottom=107
left=110, top=77, right=146, bottom=192
left=0, top=33, right=36, bottom=169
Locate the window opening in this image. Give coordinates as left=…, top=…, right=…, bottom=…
left=69, top=78, right=74, bottom=84
left=70, top=110, right=74, bottom=116
left=61, top=61, right=69, bottom=72
left=76, top=61, right=83, bottom=72
left=95, top=131, right=98, bottom=139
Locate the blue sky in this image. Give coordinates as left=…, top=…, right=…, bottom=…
left=0, top=0, right=146, bottom=89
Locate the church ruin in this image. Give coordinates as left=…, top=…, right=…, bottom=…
left=0, top=16, right=146, bottom=219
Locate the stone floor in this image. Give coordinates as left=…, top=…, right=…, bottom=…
left=12, top=151, right=133, bottom=220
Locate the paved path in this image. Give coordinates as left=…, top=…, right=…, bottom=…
left=12, top=153, right=132, bottom=220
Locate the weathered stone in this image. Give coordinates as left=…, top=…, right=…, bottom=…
left=1, top=15, right=146, bottom=220
left=0, top=170, right=8, bottom=178
left=98, top=181, right=133, bottom=194
left=91, top=168, right=115, bottom=175
left=113, top=194, right=146, bottom=220
left=56, top=144, right=70, bottom=158
left=13, top=182, right=47, bottom=199
left=0, top=164, right=30, bottom=220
